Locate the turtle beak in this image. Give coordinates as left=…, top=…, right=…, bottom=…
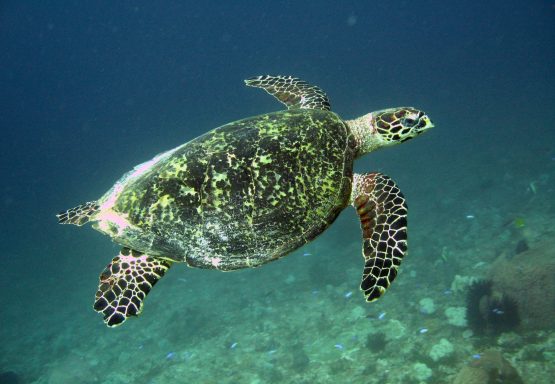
left=420, top=115, right=434, bottom=132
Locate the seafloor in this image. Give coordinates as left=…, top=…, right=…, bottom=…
left=1, top=138, right=554, bottom=384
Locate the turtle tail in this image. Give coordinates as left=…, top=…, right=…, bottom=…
left=57, top=201, right=100, bottom=226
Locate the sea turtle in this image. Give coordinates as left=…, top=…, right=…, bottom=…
left=57, top=75, right=434, bottom=327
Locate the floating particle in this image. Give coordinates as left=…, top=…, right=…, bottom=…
left=346, top=13, right=357, bottom=26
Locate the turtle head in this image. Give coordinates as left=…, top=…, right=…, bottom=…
left=373, top=107, right=433, bottom=144
left=347, top=107, right=434, bottom=157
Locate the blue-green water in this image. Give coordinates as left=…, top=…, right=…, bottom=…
left=1, top=1, right=554, bottom=383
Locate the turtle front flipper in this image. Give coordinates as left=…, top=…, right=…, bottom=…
left=93, top=248, right=172, bottom=327
left=245, top=75, right=331, bottom=111
left=56, top=201, right=99, bottom=226
left=351, top=173, right=408, bottom=302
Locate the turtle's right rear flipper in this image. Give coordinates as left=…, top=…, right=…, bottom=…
left=56, top=201, right=99, bottom=226
left=93, top=248, right=172, bottom=327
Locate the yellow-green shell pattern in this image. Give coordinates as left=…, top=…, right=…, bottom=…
left=112, top=109, right=356, bottom=270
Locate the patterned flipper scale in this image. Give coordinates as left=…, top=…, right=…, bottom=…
left=93, top=248, right=172, bottom=327
left=351, top=173, right=407, bottom=301
left=245, top=75, right=331, bottom=111
left=56, top=201, right=99, bottom=226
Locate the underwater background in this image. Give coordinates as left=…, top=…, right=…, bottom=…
left=1, top=1, right=554, bottom=383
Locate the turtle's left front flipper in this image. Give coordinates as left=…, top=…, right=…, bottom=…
left=245, top=75, right=331, bottom=111
left=351, top=172, right=408, bottom=302
left=93, top=248, right=172, bottom=327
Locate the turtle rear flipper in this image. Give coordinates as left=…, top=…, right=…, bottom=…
left=351, top=173, right=408, bottom=302
left=93, top=248, right=172, bottom=327
left=56, top=201, right=99, bottom=226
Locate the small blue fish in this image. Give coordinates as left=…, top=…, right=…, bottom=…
left=334, top=343, right=344, bottom=350
left=419, top=328, right=428, bottom=334
left=472, top=354, right=481, bottom=360
left=344, top=291, right=353, bottom=299
left=303, top=252, right=312, bottom=257
left=166, top=352, right=176, bottom=360
left=230, top=342, right=238, bottom=349
left=378, top=312, right=386, bottom=320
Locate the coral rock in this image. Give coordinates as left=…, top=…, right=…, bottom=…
left=489, top=238, right=555, bottom=330
left=453, top=350, right=523, bottom=384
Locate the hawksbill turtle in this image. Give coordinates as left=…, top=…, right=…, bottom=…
left=57, top=75, right=434, bottom=327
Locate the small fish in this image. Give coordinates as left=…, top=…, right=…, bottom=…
left=529, top=182, right=537, bottom=194
left=344, top=291, right=353, bottom=299
left=303, top=252, right=312, bottom=257
left=267, top=349, right=277, bottom=355
left=466, top=214, right=475, bottom=219
left=230, top=342, right=238, bottom=349
left=419, top=328, right=428, bottom=334
left=334, top=343, right=344, bottom=350
left=443, top=289, right=452, bottom=295
left=472, top=354, right=481, bottom=360
left=472, top=261, right=486, bottom=269
left=378, top=312, right=386, bottom=320
left=166, top=352, right=176, bottom=360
